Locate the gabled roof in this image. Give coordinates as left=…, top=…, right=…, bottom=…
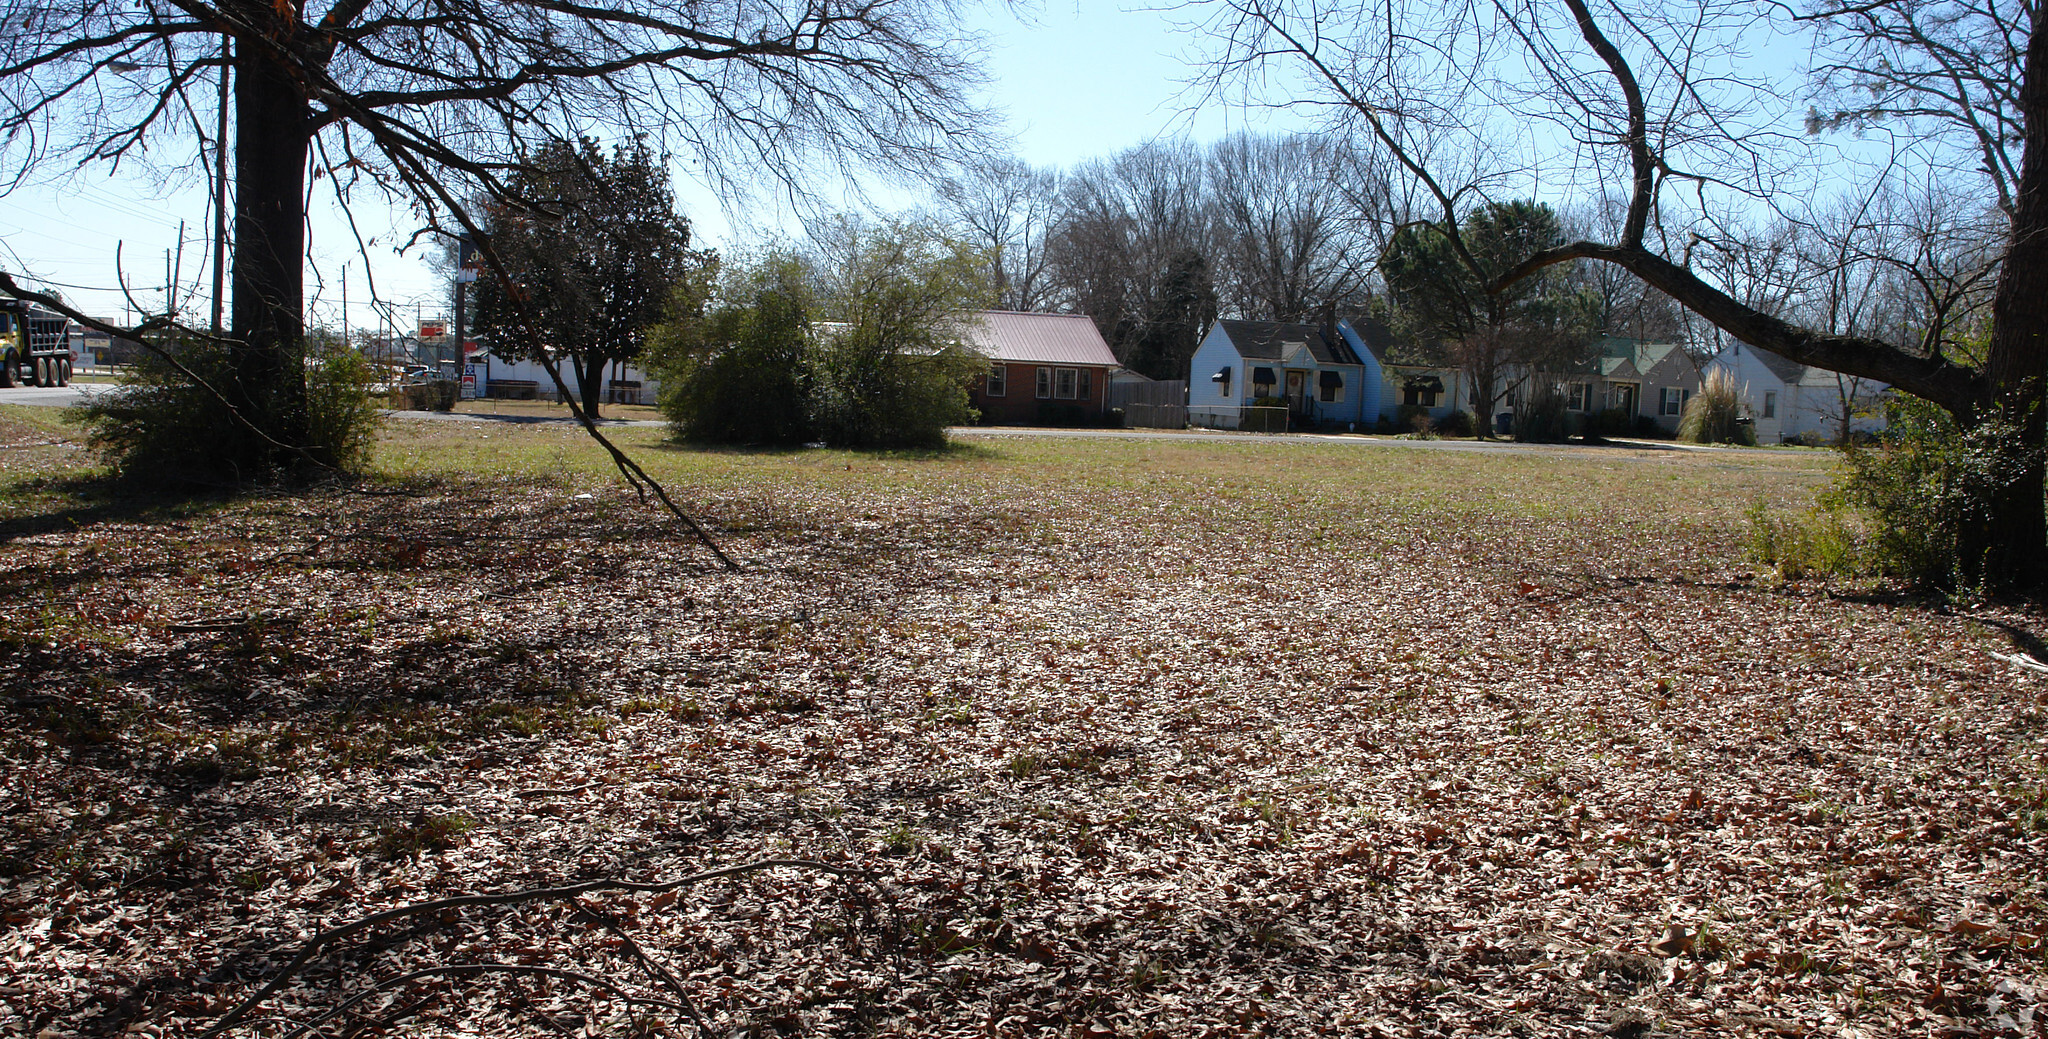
left=959, top=311, right=1118, bottom=367
left=1214, top=320, right=1363, bottom=366
left=1347, top=316, right=1392, bottom=365
left=1591, top=337, right=1694, bottom=381
left=1738, top=344, right=1811, bottom=385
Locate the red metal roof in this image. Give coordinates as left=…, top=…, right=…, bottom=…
left=959, top=311, right=1118, bottom=367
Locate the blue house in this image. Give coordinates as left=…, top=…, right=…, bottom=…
left=1187, top=317, right=1385, bottom=431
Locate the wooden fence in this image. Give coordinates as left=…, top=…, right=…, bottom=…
left=1109, top=379, right=1187, bottom=429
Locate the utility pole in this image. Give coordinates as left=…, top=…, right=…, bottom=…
left=210, top=34, right=230, bottom=336
left=169, top=222, right=186, bottom=327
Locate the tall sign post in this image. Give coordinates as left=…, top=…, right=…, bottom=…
left=452, top=236, right=481, bottom=388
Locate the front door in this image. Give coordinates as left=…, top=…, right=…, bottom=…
left=1285, top=370, right=1307, bottom=414
left=1611, top=382, right=1639, bottom=417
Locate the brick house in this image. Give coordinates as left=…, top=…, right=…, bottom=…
left=961, top=311, right=1120, bottom=426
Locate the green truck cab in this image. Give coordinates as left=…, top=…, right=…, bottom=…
left=0, top=299, right=72, bottom=388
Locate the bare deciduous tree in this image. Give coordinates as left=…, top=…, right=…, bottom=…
left=0, top=0, right=994, bottom=477
left=1044, top=141, right=1217, bottom=378
left=1207, top=131, right=1383, bottom=321
left=939, top=158, right=1063, bottom=312
left=1190, top=0, right=2045, bottom=585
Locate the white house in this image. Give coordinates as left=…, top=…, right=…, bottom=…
left=1188, top=317, right=1384, bottom=431
left=1704, top=342, right=1889, bottom=443
left=1381, top=363, right=1471, bottom=430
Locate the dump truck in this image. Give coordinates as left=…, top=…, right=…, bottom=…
left=0, top=298, right=72, bottom=388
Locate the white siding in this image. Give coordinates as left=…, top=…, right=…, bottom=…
left=1186, top=324, right=1246, bottom=429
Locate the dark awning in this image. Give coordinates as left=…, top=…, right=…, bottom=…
left=1252, top=366, right=1277, bottom=384
left=1405, top=375, right=1445, bottom=393
left=1318, top=371, right=1344, bottom=389
left=1211, top=366, right=1231, bottom=382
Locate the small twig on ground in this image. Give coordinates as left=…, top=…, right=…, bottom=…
left=514, top=783, right=597, bottom=799
left=1991, top=651, right=2048, bottom=674
left=1633, top=621, right=1665, bottom=654
left=1959, top=614, right=2048, bottom=673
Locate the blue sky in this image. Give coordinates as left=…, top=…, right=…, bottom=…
left=0, top=2, right=1292, bottom=329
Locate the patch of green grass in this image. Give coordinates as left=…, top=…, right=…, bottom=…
left=375, top=812, right=477, bottom=859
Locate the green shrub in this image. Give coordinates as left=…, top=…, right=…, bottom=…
left=807, top=336, right=981, bottom=449
left=1432, top=408, right=1477, bottom=437
left=1244, top=396, right=1290, bottom=432
left=1513, top=383, right=1573, bottom=443
left=1589, top=408, right=1632, bottom=438
left=652, top=275, right=812, bottom=445
left=1746, top=498, right=1868, bottom=580
left=1743, top=396, right=2039, bottom=589
left=395, top=380, right=457, bottom=412
left=75, top=338, right=378, bottom=486
left=1678, top=369, right=1755, bottom=445
left=1836, top=397, right=2039, bottom=588
left=1394, top=404, right=1431, bottom=434
left=650, top=221, right=989, bottom=449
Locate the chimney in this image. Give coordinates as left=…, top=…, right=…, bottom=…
left=1318, top=299, right=1339, bottom=352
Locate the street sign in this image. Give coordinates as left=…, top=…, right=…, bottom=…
left=420, top=319, right=446, bottom=338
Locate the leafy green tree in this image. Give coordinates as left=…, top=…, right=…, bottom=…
left=1381, top=200, right=1597, bottom=436
left=650, top=259, right=813, bottom=446
left=470, top=138, right=709, bottom=419
left=805, top=221, right=993, bottom=448
left=652, top=220, right=992, bottom=449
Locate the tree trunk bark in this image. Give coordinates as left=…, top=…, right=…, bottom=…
left=1977, top=14, right=2048, bottom=588
left=229, top=21, right=313, bottom=472
left=579, top=354, right=605, bottom=420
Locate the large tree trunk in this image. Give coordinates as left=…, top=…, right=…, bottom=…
left=229, top=19, right=313, bottom=473
left=1977, top=13, right=2048, bottom=588
left=578, top=354, right=605, bottom=421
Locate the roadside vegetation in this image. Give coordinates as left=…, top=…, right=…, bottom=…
left=4, top=407, right=2044, bottom=1037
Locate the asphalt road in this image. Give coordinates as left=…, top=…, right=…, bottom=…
left=0, top=382, right=109, bottom=408
left=6, top=387, right=1781, bottom=458
left=387, top=407, right=1766, bottom=456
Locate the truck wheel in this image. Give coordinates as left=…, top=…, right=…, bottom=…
left=56, top=359, right=70, bottom=387
left=39, top=357, right=55, bottom=387
left=0, top=356, right=13, bottom=389
left=27, top=357, right=43, bottom=387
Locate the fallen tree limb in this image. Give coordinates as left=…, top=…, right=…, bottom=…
left=274, top=963, right=694, bottom=1039
left=198, top=858, right=863, bottom=1039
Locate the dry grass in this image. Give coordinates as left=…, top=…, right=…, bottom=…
left=3, top=410, right=2041, bottom=1038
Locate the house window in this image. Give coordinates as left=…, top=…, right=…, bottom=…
left=1036, top=366, right=1052, bottom=399
left=986, top=364, right=1006, bottom=397
left=1318, top=370, right=1344, bottom=403
left=1566, top=383, right=1591, bottom=411
left=1252, top=366, right=1276, bottom=397
left=1660, top=387, right=1684, bottom=416
left=1402, top=377, right=1441, bottom=408
left=1055, top=367, right=1078, bottom=400
left=1077, top=369, right=1092, bottom=401
left=1763, top=391, right=1777, bottom=418
left=1214, top=368, right=1231, bottom=398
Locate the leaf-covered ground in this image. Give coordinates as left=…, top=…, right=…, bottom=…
left=3, top=410, right=2045, bottom=1038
